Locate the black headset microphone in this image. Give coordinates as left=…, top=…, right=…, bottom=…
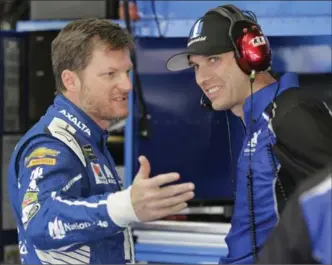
left=200, top=5, right=273, bottom=260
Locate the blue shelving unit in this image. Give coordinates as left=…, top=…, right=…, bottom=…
left=15, top=16, right=332, bottom=37
left=15, top=0, right=332, bottom=74
left=135, top=244, right=228, bottom=264
left=15, top=1, right=332, bottom=37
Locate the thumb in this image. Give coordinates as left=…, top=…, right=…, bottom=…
left=135, top=155, right=151, bottom=180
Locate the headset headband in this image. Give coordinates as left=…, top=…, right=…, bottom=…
left=206, top=5, right=258, bottom=57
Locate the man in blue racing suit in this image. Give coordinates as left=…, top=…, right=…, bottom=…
left=166, top=4, right=332, bottom=264
left=7, top=18, right=195, bottom=264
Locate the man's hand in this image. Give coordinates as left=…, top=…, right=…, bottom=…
left=131, top=155, right=195, bottom=222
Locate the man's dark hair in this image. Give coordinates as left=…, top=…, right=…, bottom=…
left=51, top=18, right=135, bottom=94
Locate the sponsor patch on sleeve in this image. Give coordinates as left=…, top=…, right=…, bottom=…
left=22, top=192, right=38, bottom=209
left=27, top=158, right=56, bottom=168
left=25, top=147, right=60, bottom=168
left=22, top=203, right=41, bottom=229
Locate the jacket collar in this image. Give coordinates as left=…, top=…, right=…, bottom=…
left=52, top=94, right=109, bottom=145
left=243, top=72, right=299, bottom=126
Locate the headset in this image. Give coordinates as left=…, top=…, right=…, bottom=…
left=199, top=5, right=272, bottom=261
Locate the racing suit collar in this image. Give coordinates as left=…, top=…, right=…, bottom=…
left=54, top=94, right=110, bottom=144
left=243, top=72, right=300, bottom=126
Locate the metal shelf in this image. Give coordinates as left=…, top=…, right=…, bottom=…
left=16, top=16, right=332, bottom=37
left=133, top=221, right=229, bottom=264
left=135, top=243, right=227, bottom=264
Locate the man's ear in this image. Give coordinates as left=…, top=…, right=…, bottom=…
left=61, top=69, right=81, bottom=92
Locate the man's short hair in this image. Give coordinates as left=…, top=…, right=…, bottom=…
left=51, top=18, right=135, bottom=94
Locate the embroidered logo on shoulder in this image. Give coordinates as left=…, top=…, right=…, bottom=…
left=82, top=145, right=97, bottom=161
left=59, top=109, right=91, bottom=137
left=25, top=147, right=60, bottom=168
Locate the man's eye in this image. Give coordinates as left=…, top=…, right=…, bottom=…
left=191, top=65, right=199, bottom=71
left=209, top=57, right=219, bottom=63
left=107, top=72, right=115, bottom=77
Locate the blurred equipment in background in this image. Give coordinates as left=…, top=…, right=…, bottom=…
left=1, top=0, right=121, bottom=24
left=122, top=0, right=150, bottom=138
left=23, top=30, right=58, bottom=128
left=29, top=0, right=118, bottom=20
left=0, top=0, right=29, bottom=27
left=119, top=0, right=139, bottom=21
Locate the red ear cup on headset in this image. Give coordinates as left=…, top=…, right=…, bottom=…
left=235, top=26, right=272, bottom=75
left=207, top=5, right=272, bottom=75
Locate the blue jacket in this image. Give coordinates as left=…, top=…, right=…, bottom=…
left=7, top=95, right=135, bottom=264
left=300, top=175, right=331, bottom=264
left=220, top=73, right=300, bottom=264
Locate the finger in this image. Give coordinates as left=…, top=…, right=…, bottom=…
left=154, top=202, right=188, bottom=219
left=150, top=191, right=194, bottom=209
left=135, top=156, right=151, bottom=180
left=147, top=173, right=180, bottom=187
left=158, top=182, right=195, bottom=199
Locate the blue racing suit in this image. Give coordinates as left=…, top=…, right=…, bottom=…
left=220, top=73, right=300, bottom=264
left=7, top=95, right=137, bottom=264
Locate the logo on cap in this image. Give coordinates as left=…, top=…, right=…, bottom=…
left=187, top=19, right=207, bottom=47
left=190, top=19, right=204, bottom=39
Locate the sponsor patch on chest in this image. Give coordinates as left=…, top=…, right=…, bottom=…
left=90, top=162, right=117, bottom=185
left=244, top=129, right=262, bottom=155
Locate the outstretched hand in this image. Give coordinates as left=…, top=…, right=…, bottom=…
left=131, top=156, right=195, bottom=222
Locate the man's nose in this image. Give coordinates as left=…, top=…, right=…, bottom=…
left=121, top=73, right=133, bottom=92
left=196, top=67, right=212, bottom=88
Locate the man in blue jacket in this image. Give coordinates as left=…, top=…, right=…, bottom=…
left=167, top=4, right=332, bottom=264
left=8, top=18, right=195, bottom=264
